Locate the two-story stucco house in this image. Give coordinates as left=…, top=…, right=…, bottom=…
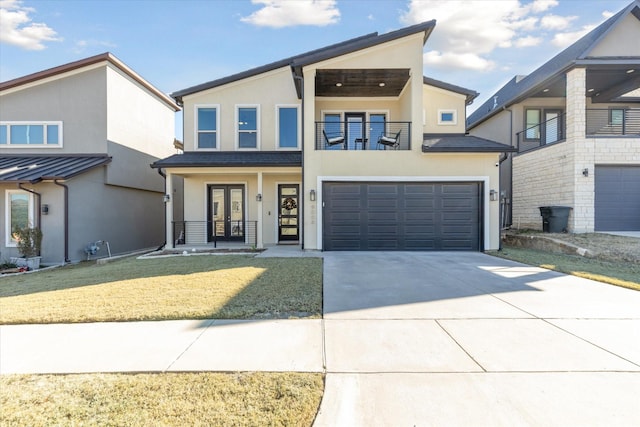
left=153, top=21, right=514, bottom=252
left=0, top=53, right=180, bottom=264
left=468, top=1, right=640, bottom=233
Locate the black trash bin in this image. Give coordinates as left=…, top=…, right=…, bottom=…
left=539, top=206, right=571, bottom=233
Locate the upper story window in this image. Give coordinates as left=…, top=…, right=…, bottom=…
left=5, top=190, right=33, bottom=247
left=0, top=122, right=62, bottom=147
left=437, top=110, right=457, bottom=125
left=524, top=109, right=541, bottom=141
left=609, top=108, right=625, bottom=126
left=237, top=105, right=259, bottom=149
left=196, top=106, right=219, bottom=150
left=277, top=106, right=299, bottom=149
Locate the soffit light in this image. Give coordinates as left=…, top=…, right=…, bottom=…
left=587, top=88, right=595, bottom=92
left=542, top=88, right=549, bottom=93
left=626, top=69, right=635, bottom=74
left=335, top=82, right=343, bottom=87
left=379, top=82, right=386, bottom=87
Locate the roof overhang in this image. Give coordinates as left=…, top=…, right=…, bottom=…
left=0, top=155, right=112, bottom=184
left=151, top=151, right=302, bottom=169
left=315, top=69, right=410, bottom=97
left=422, top=134, right=517, bottom=153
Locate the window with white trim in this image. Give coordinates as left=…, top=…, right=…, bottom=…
left=437, top=110, right=457, bottom=125
left=5, top=190, right=33, bottom=246
left=0, top=122, right=62, bottom=147
left=277, top=106, right=299, bottom=149
left=196, top=106, right=219, bottom=149
left=236, top=105, right=259, bottom=149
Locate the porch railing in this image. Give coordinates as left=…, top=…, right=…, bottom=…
left=516, top=113, right=566, bottom=153
left=315, top=121, right=411, bottom=150
left=172, top=221, right=257, bottom=248
left=586, top=108, right=640, bottom=136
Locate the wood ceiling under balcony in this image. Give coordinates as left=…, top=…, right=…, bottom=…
left=315, top=69, right=410, bottom=97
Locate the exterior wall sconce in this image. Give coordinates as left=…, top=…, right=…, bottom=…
left=490, top=190, right=498, bottom=201
left=163, top=194, right=171, bottom=203
left=582, top=168, right=589, bottom=177
left=256, top=193, right=262, bottom=202
left=42, top=204, right=49, bottom=215
left=310, top=189, right=316, bottom=201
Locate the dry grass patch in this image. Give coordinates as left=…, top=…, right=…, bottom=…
left=0, top=255, right=322, bottom=324
left=1, top=372, right=324, bottom=427
left=491, top=246, right=640, bottom=291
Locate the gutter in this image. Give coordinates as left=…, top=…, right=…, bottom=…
left=17, top=183, right=42, bottom=256
left=53, top=180, right=70, bottom=263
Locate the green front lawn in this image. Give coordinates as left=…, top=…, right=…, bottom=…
left=0, top=255, right=323, bottom=324
left=1, top=372, right=324, bottom=427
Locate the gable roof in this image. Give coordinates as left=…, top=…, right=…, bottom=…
left=171, top=20, right=436, bottom=103
left=467, top=0, right=640, bottom=128
left=0, top=155, right=112, bottom=184
left=0, top=53, right=180, bottom=112
left=422, top=134, right=516, bottom=153
left=423, top=76, right=479, bottom=105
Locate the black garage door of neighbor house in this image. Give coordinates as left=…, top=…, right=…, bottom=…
left=322, top=182, right=481, bottom=251
left=595, top=166, right=640, bottom=231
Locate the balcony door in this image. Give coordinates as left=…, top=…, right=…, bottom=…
left=544, top=110, right=562, bottom=144
left=345, top=112, right=366, bottom=150
left=208, top=185, right=245, bottom=242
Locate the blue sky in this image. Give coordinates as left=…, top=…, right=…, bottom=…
left=0, top=0, right=632, bottom=134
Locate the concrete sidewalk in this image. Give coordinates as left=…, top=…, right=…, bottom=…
left=0, top=319, right=323, bottom=374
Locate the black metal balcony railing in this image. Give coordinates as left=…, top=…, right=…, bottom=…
left=516, top=113, right=565, bottom=153
left=586, top=108, right=640, bottom=136
left=172, top=221, right=257, bottom=248
left=315, top=121, right=411, bottom=150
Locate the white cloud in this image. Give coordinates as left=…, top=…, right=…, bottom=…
left=240, top=0, right=340, bottom=28
left=424, top=50, right=495, bottom=71
left=540, top=14, right=577, bottom=30
left=602, top=10, right=615, bottom=19
left=514, top=35, right=542, bottom=47
left=402, top=0, right=561, bottom=72
left=551, top=24, right=596, bottom=47
left=0, top=0, right=61, bottom=50
left=72, top=39, right=117, bottom=54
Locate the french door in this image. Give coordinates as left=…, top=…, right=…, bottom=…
left=278, top=184, right=299, bottom=242
left=208, top=185, right=245, bottom=242
left=345, top=112, right=365, bottom=150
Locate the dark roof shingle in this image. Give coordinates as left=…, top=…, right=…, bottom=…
left=151, top=151, right=302, bottom=168
left=422, top=134, right=516, bottom=153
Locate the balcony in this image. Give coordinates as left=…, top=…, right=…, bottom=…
left=516, top=113, right=565, bottom=153
left=586, top=108, right=640, bottom=137
left=315, top=121, right=411, bottom=151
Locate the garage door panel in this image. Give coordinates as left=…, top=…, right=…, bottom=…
left=595, top=166, right=640, bottom=231
left=323, top=181, right=481, bottom=251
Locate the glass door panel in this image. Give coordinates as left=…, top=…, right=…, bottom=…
left=278, top=184, right=299, bottom=241
left=369, top=114, right=386, bottom=150
left=345, top=112, right=365, bottom=150
left=208, top=185, right=244, bottom=242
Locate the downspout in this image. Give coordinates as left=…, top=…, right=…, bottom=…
left=157, top=167, right=167, bottom=250
left=17, top=183, right=41, bottom=255
left=498, top=107, right=513, bottom=251
left=293, top=73, right=305, bottom=250
left=53, top=180, right=70, bottom=263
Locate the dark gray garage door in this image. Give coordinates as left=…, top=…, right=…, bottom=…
left=322, top=182, right=481, bottom=251
left=595, top=165, right=640, bottom=231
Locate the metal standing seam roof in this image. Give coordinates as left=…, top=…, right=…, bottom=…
left=422, top=134, right=517, bottom=153
left=467, top=0, right=640, bottom=129
left=151, top=151, right=302, bottom=168
left=171, top=20, right=436, bottom=103
left=0, top=155, right=112, bottom=183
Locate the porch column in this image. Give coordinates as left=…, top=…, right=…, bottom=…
left=165, top=172, right=174, bottom=249
left=256, top=172, right=263, bottom=249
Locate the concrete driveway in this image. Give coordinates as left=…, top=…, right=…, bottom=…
left=314, top=251, right=640, bottom=427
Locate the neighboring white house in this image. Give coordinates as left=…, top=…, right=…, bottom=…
left=153, top=21, right=513, bottom=252
left=468, top=0, right=640, bottom=232
left=0, top=53, right=181, bottom=264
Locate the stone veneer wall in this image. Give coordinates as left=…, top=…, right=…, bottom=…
left=512, top=141, right=576, bottom=230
